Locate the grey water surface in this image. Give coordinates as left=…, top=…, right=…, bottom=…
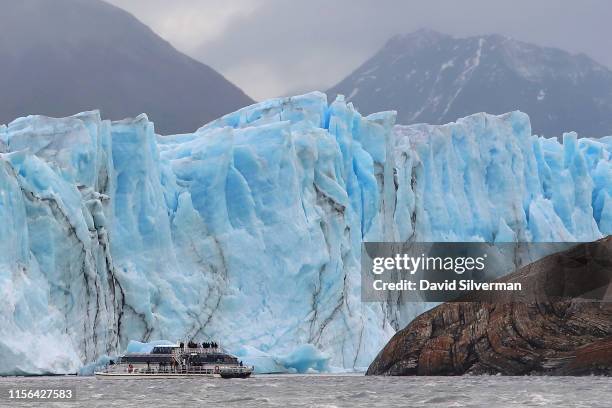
left=0, top=374, right=610, bottom=407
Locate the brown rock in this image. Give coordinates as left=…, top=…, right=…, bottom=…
left=366, top=237, right=612, bottom=376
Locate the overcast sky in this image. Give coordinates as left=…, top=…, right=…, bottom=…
left=107, top=0, right=612, bottom=100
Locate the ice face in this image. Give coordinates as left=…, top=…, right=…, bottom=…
left=0, top=93, right=610, bottom=375
left=232, top=344, right=330, bottom=374
left=0, top=113, right=116, bottom=375
left=393, top=112, right=610, bottom=243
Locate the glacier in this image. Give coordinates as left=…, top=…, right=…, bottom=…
left=0, top=92, right=611, bottom=375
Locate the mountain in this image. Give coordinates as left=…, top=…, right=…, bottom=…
left=0, top=0, right=253, bottom=134
left=328, top=29, right=612, bottom=138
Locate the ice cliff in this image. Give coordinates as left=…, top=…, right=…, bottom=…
left=0, top=92, right=610, bottom=375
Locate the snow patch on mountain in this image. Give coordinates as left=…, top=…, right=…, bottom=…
left=328, top=30, right=612, bottom=138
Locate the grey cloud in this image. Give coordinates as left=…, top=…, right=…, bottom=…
left=109, top=0, right=612, bottom=100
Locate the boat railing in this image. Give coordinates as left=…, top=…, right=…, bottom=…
left=110, top=365, right=218, bottom=375
left=173, top=346, right=226, bottom=355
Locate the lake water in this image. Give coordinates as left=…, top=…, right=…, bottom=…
left=0, top=374, right=610, bottom=407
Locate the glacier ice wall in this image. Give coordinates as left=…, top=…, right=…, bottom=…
left=393, top=112, right=612, bottom=242
left=0, top=92, right=611, bottom=374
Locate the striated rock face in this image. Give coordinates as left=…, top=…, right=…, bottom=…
left=366, top=238, right=612, bottom=376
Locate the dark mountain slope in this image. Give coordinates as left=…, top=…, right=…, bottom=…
left=0, top=0, right=253, bottom=134
left=329, top=29, right=612, bottom=137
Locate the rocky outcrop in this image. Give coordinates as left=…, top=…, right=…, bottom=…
left=366, top=238, right=612, bottom=376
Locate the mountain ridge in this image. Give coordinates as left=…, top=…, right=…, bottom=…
left=328, top=29, right=612, bottom=137
left=0, top=0, right=254, bottom=134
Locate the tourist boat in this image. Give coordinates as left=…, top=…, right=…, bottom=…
left=95, top=342, right=254, bottom=379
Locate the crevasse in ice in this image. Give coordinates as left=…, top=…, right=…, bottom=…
left=0, top=92, right=610, bottom=374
